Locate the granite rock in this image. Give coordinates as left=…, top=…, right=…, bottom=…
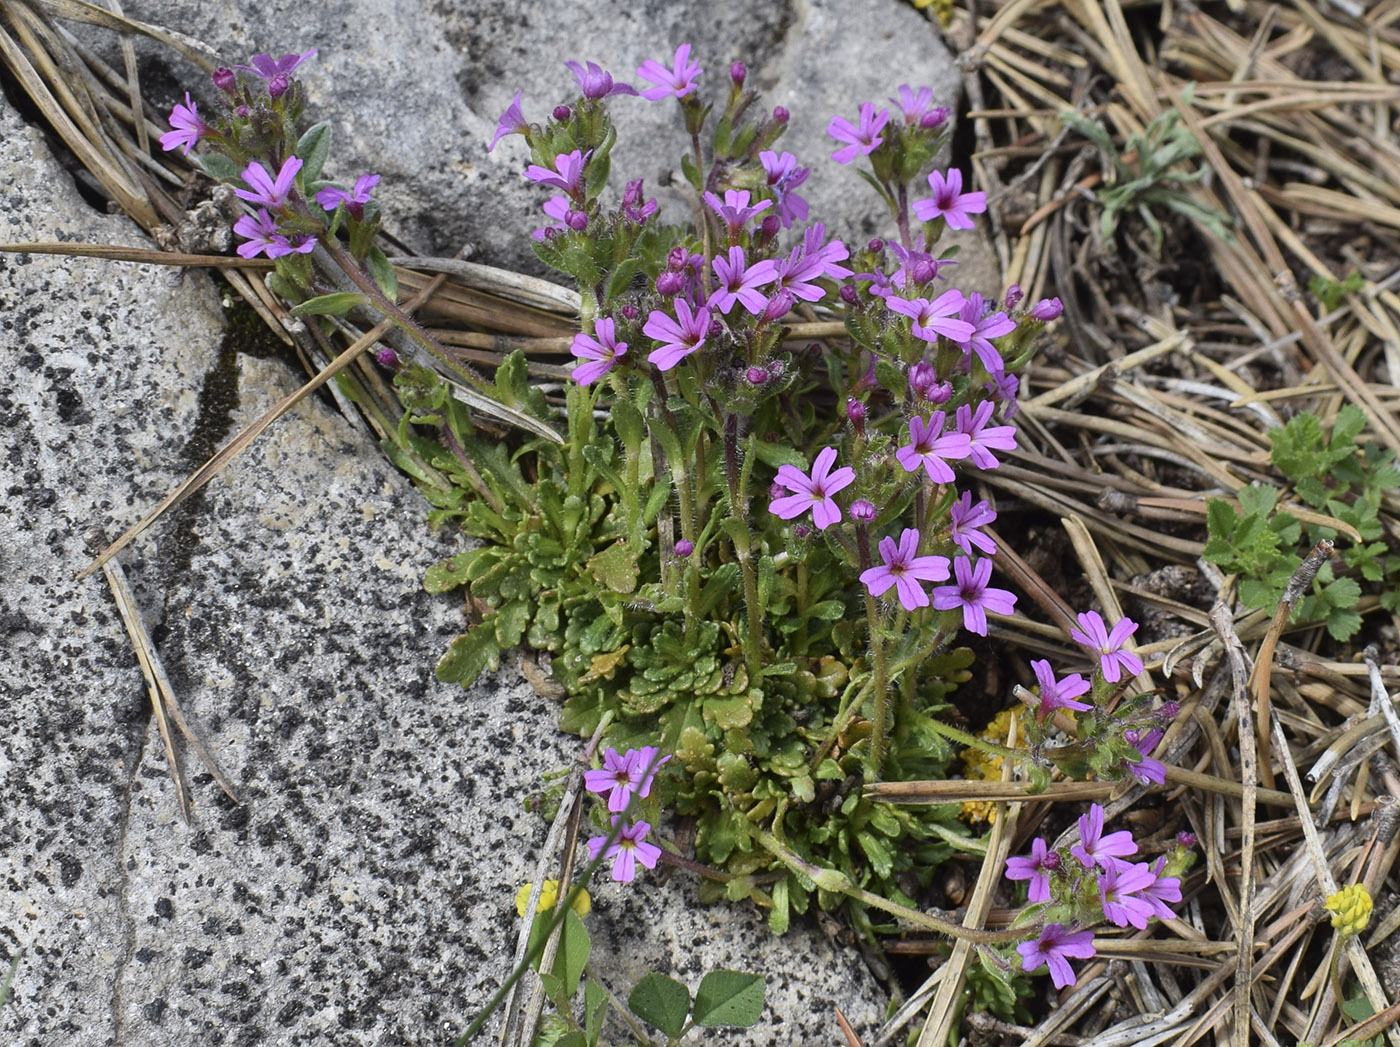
left=0, top=69, right=890, bottom=1047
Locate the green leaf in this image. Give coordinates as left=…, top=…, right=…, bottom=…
left=692, top=970, right=765, bottom=1028
left=553, top=1034, right=586, bottom=1047
left=557, top=910, right=590, bottom=997
left=494, top=600, right=532, bottom=648
left=539, top=971, right=567, bottom=1014
left=1236, top=483, right=1279, bottom=517
left=295, top=120, right=333, bottom=182
left=289, top=292, right=366, bottom=317
left=193, top=151, right=241, bottom=182
left=807, top=599, right=846, bottom=621
left=1326, top=607, right=1363, bottom=641
left=628, top=972, right=691, bottom=1037
left=367, top=245, right=399, bottom=303
left=1321, top=576, right=1362, bottom=608
left=586, top=541, right=639, bottom=594
left=434, top=626, right=500, bottom=686
left=768, top=878, right=790, bottom=935
left=583, top=980, right=608, bottom=1047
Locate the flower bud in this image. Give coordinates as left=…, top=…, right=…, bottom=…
left=674, top=539, right=694, bottom=557
left=762, top=289, right=794, bottom=322
left=850, top=499, right=876, bottom=522
left=655, top=270, right=686, bottom=296
left=1041, top=850, right=1062, bottom=871
left=769, top=482, right=786, bottom=500
left=212, top=67, right=237, bottom=93
left=845, top=397, right=866, bottom=432
left=772, top=106, right=789, bottom=124
left=909, top=361, right=937, bottom=398
left=622, top=178, right=643, bottom=207
left=730, top=61, right=747, bottom=86
left=553, top=105, right=572, bottom=122
left=235, top=104, right=251, bottom=118
left=1004, top=284, right=1023, bottom=310
left=911, top=259, right=938, bottom=284
left=1027, top=296, right=1063, bottom=321
left=620, top=304, right=640, bottom=320
left=566, top=209, right=589, bottom=231
left=667, top=246, right=689, bottom=271
left=375, top=347, right=399, bottom=368
left=839, top=284, right=858, bottom=305
left=267, top=73, right=290, bottom=100
left=746, top=367, right=768, bottom=385
left=867, top=238, right=884, bottom=254
left=1156, top=700, right=1181, bottom=721
left=707, top=319, right=724, bottom=338
left=920, top=105, right=950, bottom=129
left=923, top=379, right=952, bottom=405
left=1177, top=832, right=1196, bottom=849
left=793, top=523, right=812, bottom=539
left=760, top=214, right=781, bottom=240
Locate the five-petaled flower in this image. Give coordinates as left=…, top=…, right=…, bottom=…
left=1017, top=924, right=1096, bottom=990
left=636, top=44, right=703, bottom=100
left=315, top=173, right=380, bottom=220
left=955, top=400, right=1018, bottom=470
left=583, top=746, right=670, bottom=812
left=1098, top=861, right=1159, bottom=930
left=703, top=189, right=771, bottom=239
left=524, top=149, right=590, bottom=198
left=710, top=246, right=777, bottom=315
left=827, top=103, right=890, bottom=165
left=235, top=50, right=317, bottom=82
left=643, top=299, right=709, bottom=370
left=769, top=447, right=855, bottom=531
left=954, top=292, right=1016, bottom=375
left=890, top=84, right=935, bottom=125
left=948, top=492, right=997, bottom=556
left=1071, top=610, right=1143, bottom=682
left=570, top=317, right=628, bottom=385
left=932, top=556, right=1016, bottom=636
left=232, top=209, right=315, bottom=259
left=1029, top=659, right=1092, bottom=723
left=860, top=528, right=951, bottom=610
left=489, top=91, right=529, bottom=151
left=1004, top=837, right=1057, bottom=903
left=1071, top=803, right=1137, bottom=870
left=887, top=291, right=976, bottom=345
left=912, top=168, right=987, bottom=230
left=566, top=60, right=637, bottom=100
left=759, top=150, right=810, bottom=228
left=587, top=818, right=662, bottom=883
left=895, top=412, right=971, bottom=484
left=159, top=93, right=210, bottom=155
left=234, top=156, right=303, bottom=210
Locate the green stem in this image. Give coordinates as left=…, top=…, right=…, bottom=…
left=583, top=963, right=656, bottom=1047
left=751, top=826, right=1023, bottom=945
left=724, top=412, right=763, bottom=687
left=864, top=589, right=890, bottom=781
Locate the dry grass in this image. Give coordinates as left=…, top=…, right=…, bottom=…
left=6, top=0, right=1400, bottom=1044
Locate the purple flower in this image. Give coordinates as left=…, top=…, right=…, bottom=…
left=860, top=528, right=951, bottom=610
left=769, top=447, right=855, bottom=531
left=315, top=173, right=380, bottom=219
left=524, top=149, right=590, bottom=196
left=711, top=247, right=778, bottom=315
left=1142, top=857, right=1183, bottom=920
left=1099, top=861, right=1158, bottom=930
left=235, top=50, right=317, bottom=82
left=912, top=168, right=987, bottom=230
left=587, top=818, right=662, bottom=883
left=629, top=745, right=671, bottom=800
left=932, top=556, right=1016, bottom=636
left=1070, top=611, right=1143, bottom=683
left=1017, top=924, right=1096, bottom=989
left=489, top=91, right=529, bottom=151
left=985, top=370, right=1020, bottom=419
left=565, top=60, right=637, bottom=99
left=703, top=189, right=771, bottom=238
left=802, top=224, right=853, bottom=280
left=827, top=103, right=890, bottom=164
left=636, top=44, right=703, bottom=101
left=895, top=413, right=971, bottom=484
left=1123, top=728, right=1166, bottom=785
left=1030, top=659, right=1092, bottom=722
left=887, top=291, right=975, bottom=345
left=583, top=746, right=670, bottom=813
left=759, top=150, right=810, bottom=228
left=1005, top=837, right=1058, bottom=903
left=1071, top=804, right=1137, bottom=870
left=233, top=209, right=315, bottom=259
left=532, top=196, right=571, bottom=241
left=159, top=93, right=209, bottom=155
left=955, top=400, right=1018, bottom=470
left=1027, top=296, right=1064, bottom=321
left=643, top=299, right=709, bottom=370
left=234, top=156, right=303, bottom=210
left=850, top=498, right=876, bottom=522
left=621, top=178, right=657, bottom=223
left=571, top=317, right=628, bottom=384
left=948, top=492, right=996, bottom=555
left=888, top=242, right=958, bottom=290
left=955, top=292, right=1016, bottom=375
left=890, top=84, right=936, bottom=125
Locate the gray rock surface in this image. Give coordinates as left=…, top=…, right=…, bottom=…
left=78, top=0, right=996, bottom=290
left=0, top=52, right=892, bottom=1047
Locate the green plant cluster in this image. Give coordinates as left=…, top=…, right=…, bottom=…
left=1203, top=405, right=1399, bottom=638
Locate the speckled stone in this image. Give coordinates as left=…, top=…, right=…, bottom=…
left=0, top=86, right=888, bottom=1045
left=72, top=0, right=996, bottom=291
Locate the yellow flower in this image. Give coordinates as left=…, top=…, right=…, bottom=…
left=959, top=709, right=1029, bottom=825
left=515, top=879, right=591, bottom=918
left=1325, top=883, right=1372, bottom=937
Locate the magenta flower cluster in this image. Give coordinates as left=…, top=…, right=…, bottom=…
left=583, top=746, right=671, bottom=883
left=1007, top=804, right=1183, bottom=988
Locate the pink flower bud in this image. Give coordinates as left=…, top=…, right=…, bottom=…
left=773, top=106, right=789, bottom=123
left=375, top=347, right=399, bottom=368
left=909, top=361, right=937, bottom=398
left=1027, top=296, right=1063, bottom=321
left=267, top=73, right=290, bottom=99
left=839, top=284, right=858, bottom=305
left=911, top=259, right=938, bottom=284
left=730, top=61, right=747, bottom=86
left=655, top=271, right=686, bottom=296
left=553, top=105, right=572, bottom=122
left=707, top=319, right=724, bottom=338
left=850, top=499, right=876, bottom=522
left=620, top=304, right=640, bottom=320
left=566, top=210, right=589, bottom=231
left=1004, top=284, right=1023, bottom=310
left=1177, top=832, right=1196, bottom=849
left=920, top=105, right=950, bottom=129
left=667, top=246, right=689, bottom=271
left=845, top=397, right=866, bottom=432
left=867, top=238, right=884, bottom=254
left=763, top=289, right=794, bottom=322
left=760, top=214, right=782, bottom=240
left=675, top=539, right=694, bottom=557
left=212, top=67, right=237, bottom=93
left=746, top=367, right=768, bottom=385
